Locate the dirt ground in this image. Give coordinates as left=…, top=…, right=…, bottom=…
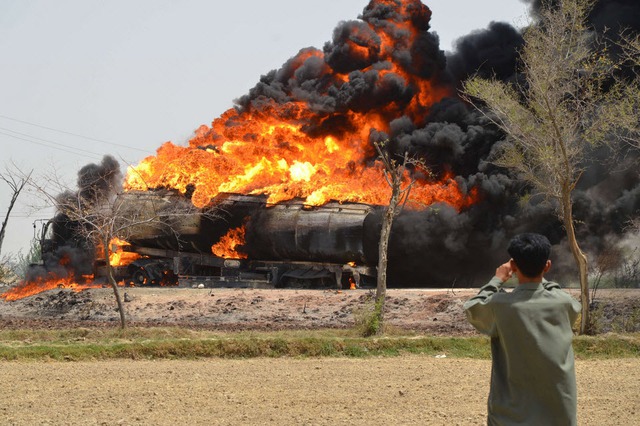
left=0, top=286, right=638, bottom=425
left=0, top=286, right=479, bottom=334
left=0, top=357, right=638, bottom=425
left=0, top=285, right=638, bottom=334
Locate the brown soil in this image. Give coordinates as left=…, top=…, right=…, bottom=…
left=0, top=286, right=638, bottom=425
left=0, top=357, right=638, bottom=425
left=1, top=286, right=638, bottom=334
left=0, top=286, right=480, bottom=334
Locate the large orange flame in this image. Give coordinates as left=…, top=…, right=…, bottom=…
left=109, top=237, right=141, bottom=267
left=0, top=275, right=101, bottom=302
left=124, top=1, right=476, bottom=211
left=211, top=226, right=248, bottom=259
left=4, top=1, right=482, bottom=301
left=2, top=239, right=138, bottom=302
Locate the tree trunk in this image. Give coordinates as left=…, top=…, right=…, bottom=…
left=0, top=206, right=12, bottom=255
left=562, top=191, right=589, bottom=334
left=0, top=178, right=27, bottom=256
left=376, top=188, right=400, bottom=334
left=103, top=238, right=126, bottom=329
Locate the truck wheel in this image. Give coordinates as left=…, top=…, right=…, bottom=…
left=132, top=269, right=151, bottom=286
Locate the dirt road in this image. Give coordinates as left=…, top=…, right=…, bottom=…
left=0, top=357, right=637, bottom=425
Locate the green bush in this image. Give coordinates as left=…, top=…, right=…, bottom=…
left=353, top=297, right=385, bottom=337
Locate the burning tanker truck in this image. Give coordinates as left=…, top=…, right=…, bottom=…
left=39, top=189, right=379, bottom=289
left=30, top=0, right=492, bottom=291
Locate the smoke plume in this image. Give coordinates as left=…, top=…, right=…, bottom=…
left=59, top=0, right=637, bottom=288
left=27, top=156, right=122, bottom=281
left=173, top=0, right=640, bottom=286
left=242, top=0, right=639, bottom=286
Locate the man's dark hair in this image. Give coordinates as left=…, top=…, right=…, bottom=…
left=507, top=233, right=551, bottom=278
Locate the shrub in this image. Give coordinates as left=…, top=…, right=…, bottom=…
left=353, top=296, right=385, bottom=337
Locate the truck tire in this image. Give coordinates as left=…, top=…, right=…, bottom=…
left=131, top=269, right=151, bottom=286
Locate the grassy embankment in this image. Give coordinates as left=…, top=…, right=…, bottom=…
left=0, top=327, right=637, bottom=361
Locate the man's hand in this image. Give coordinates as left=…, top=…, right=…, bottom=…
left=495, top=261, right=513, bottom=283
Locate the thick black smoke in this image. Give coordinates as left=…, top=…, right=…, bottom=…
left=402, top=0, right=640, bottom=286
left=235, top=0, right=447, bottom=138
left=446, top=21, right=525, bottom=85
left=525, top=0, right=640, bottom=33
left=233, top=0, right=640, bottom=286
left=27, top=156, right=122, bottom=282
left=42, top=1, right=638, bottom=287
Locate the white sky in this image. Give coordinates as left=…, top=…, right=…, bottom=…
left=0, top=0, right=530, bottom=256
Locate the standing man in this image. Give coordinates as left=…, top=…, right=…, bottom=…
left=464, top=233, right=582, bottom=426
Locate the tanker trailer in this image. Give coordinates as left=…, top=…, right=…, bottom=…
left=117, top=190, right=268, bottom=254
left=117, top=190, right=377, bottom=288
left=246, top=201, right=375, bottom=264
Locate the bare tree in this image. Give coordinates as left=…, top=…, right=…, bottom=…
left=28, top=156, right=201, bottom=328
left=54, top=189, right=196, bottom=328
left=371, top=141, right=425, bottom=335
left=0, top=166, right=32, bottom=256
left=462, top=0, right=633, bottom=334
left=590, top=243, right=623, bottom=303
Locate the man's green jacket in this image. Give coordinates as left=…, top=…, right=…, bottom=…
left=464, top=278, right=582, bottom=426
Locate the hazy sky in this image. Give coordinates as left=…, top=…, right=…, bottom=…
left=0, top=0, right=530, bottom=256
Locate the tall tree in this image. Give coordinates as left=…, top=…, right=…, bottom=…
left=463, top=0, right=630, bottom=334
